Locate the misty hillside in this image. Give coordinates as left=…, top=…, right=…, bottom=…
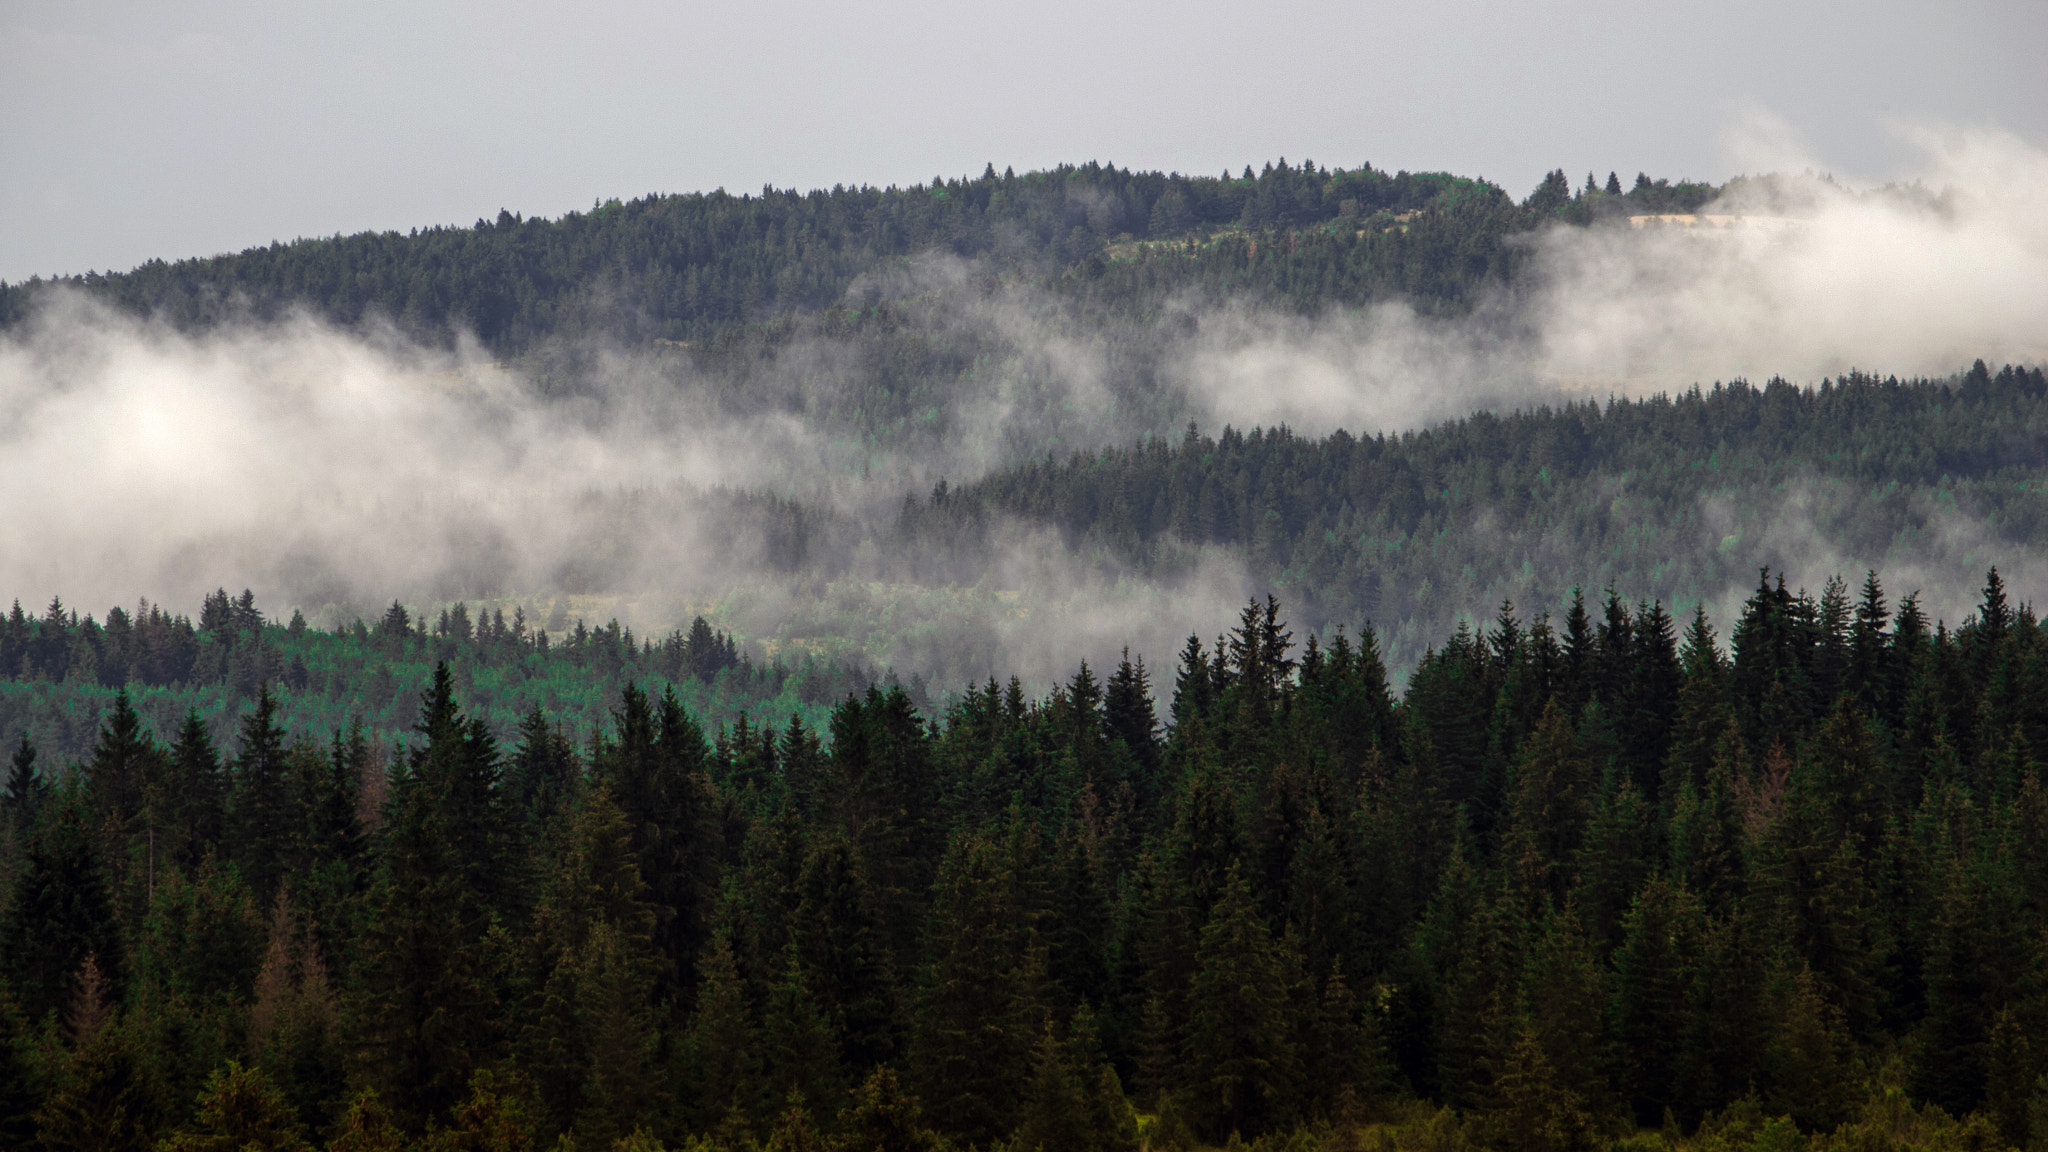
left=0, top=160, right=1715, bottom=349
left=880, top=361, right=2048, bottom=663
left=1, top=360, right=2041, bottom=748
left=467, top=360, right=2041, bottom=686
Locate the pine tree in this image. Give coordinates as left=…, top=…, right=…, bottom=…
left=0, top=803, right=125, bottom=1026
left=1, top=732, right=43, bottom=842
left=228, top=685, right=292, bottom=905
left=758, top=946, right=843, bottom=1120
left=1185, top=866, right=1297, bottom=1139
left=343, top=783, right=490, bottom=1126
left=909, top=829, right=1037, bottom=1143
left=1611, top=878, right=1701, bottom=1126
left=684, top=933, right=757, bottom=1126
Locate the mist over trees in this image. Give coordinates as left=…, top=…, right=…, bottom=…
left=887, top=361, right=2048, bottom=666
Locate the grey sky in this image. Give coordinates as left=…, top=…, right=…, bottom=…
left=4, top=0, right=2043, bottom=284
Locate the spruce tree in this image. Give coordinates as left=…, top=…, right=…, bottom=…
left=164, top=710, right=225, bottom=868
left=228, top=685, right=292, bottom=904
left=1, top=733, right=43, bottom=842
left=520, top=784, right=662, bottom=1136
left=1611, top=878, right=1701, bottom=1125
left=792, top=837, right=898, bottom=1071
left=838, top=1066, right=946, bottom=1152
left=0, top=986, right=38, bottom=1150
left=343, top=782, right=490, bottom=1126
left=1185, top=865, right=1297, bottom=1139
left=85, top=690, right=157, bottom=876
left=684, top=933, right=757, bottom=1127
left=758, top=946, right=843, bottom=1120
left=909, top=829, right=1036, bottom=1143
left=157, top=1061, right=310, bottom=1152
left=33, top=1020, right=162, bottom=1152
left=0, top=803, right=125, bottom=1026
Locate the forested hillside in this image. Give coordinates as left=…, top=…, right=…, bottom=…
left=0, top=590, right=902, bottom=769
left=884, top=361, right=2048, bottom=666
left=1, top=568, right=2045, bottom=1152
left=0, top=162, right=1715, bottom=350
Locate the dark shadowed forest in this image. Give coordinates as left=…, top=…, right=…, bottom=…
left=3, top=567, right=2048, bottom=1152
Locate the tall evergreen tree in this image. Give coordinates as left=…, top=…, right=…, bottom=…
left=1185, top=866, right=1297, bottom=1139
left=1, top=733, right=43, bottom=843
left=0, top=803, right=125, bottom=1026
left=343, top=782, right=491, bottom=1127
left=228, top=686, right=293, bottom=904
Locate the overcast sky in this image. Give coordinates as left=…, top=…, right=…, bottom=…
left=4, top=0, right=2043, bottom=283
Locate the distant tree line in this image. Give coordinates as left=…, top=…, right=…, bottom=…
left=889, top=362, right=2048, bottom=665
left=0, top=590, right=897, bottom=770
left=0, top=158, right=1720, bottom=351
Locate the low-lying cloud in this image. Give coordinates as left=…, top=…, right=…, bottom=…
left=1184, top=118, right=2048, bottom=434
left=3, top=113, right=2044, bottom=688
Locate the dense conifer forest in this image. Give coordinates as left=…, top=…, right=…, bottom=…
left=885, top=361, right=2048, bottom=666
left=0, top=591, right=896, bottom=768
left=2, top=567, right=2047, bottom=1152
left=0, top=161, right=1717, bottom=349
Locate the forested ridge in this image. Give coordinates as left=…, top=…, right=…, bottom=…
left=2, top=566, right=2047, bottom=1152
left=884, top=361, right=2048, bottom=666
left=0, top=161, right=1714, bottom=350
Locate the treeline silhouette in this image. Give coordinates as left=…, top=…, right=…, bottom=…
left=0, top=160, right=1717, bottom=350
left=1, top=568, right=2045, bottom=1152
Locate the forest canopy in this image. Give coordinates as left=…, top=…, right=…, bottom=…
left=1, top=567, right=2045, bottom=1152
left=0, top=159, right=1717, bottom=350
